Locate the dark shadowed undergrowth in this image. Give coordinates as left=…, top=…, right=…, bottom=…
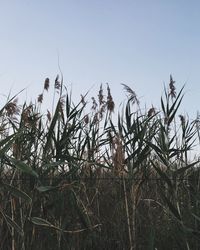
left=1, top=75, right=200, bottom=250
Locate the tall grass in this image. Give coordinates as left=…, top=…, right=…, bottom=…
left=0, top=75, right=200, bottom=249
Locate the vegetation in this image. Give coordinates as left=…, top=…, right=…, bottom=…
left=0, top=75, right=200, bottom=250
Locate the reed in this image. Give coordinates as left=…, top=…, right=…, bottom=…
left=0, top=75, right=200, bottom=249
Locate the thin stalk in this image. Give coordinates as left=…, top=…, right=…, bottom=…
left=10, top=169, right=17, bottom=250
left=11, top=198, right=15, bottom=250
left=123, top=176, right=133, bottom=250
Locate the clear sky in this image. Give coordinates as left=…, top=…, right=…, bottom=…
left=0, top=0, right=200, bottom=117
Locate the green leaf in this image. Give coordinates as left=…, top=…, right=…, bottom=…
left=161, top=96, right=166, bottom=115
left=168, top=96, right=183, bottom=125
left=43, top=99, right=60, bottom=155
left=8, top=157, right=38, bottom=178
left=0, top=209, right=23, bottom=235
left=150, top=160, right=173, bottom=189
left=5, top=214, right=23, bottom=235
left=159, top=188, right=182, bottom=221
left=31, top=217, right=53, bottom=227
left=41, top=160, right=65, bottom=176
left=36, top=186, right=58, bottom=192
left=71, top=190, right=91, bottom=228
left=168, top=86, right=184, bottom=116
left=0, top=133, right=21, bottom=157
left=174, top=160, right=199, bottom=176
left=148, top=225, right=155, bottom=250
left=125, top=102, right=131, bottom=130
left=2, top=183, right=32, bottom=203
left=192, top=213, right=200, bottom=223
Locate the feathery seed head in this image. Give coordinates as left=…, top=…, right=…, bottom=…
left=37, top=94, right=43, bottom=103
left=147, top=107, right=156, bottom=117
left=55, top=74, right=61, bottom=90
left=44, top=78, right=50, bottom=91
left=81, top=94, right=86, bottom=106
left=91, top=97, right=98, bottom=111
left=121, top=83, right=139, bottom=105
left=5, top=98, right=20, bottom=117
left=106, top=84, right=115, bottom=113
left=98, top=84, right=104, bottom=106
left=169, top=75, right=176, bottom=98
left=83, top=114, right=89, bottom=124
left=179, top=114, right=185, bottom=127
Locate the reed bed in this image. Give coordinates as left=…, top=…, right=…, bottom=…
left=0, top=75, right=200, bottom=250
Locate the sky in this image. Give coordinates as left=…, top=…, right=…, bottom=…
left=0, top=0, right=200, bottom=118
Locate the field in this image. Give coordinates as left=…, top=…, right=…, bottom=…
left=1, top=75, right=200, bottom=250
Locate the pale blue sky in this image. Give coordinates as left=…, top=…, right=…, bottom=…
left=0, top=0, right=200, bottom=117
